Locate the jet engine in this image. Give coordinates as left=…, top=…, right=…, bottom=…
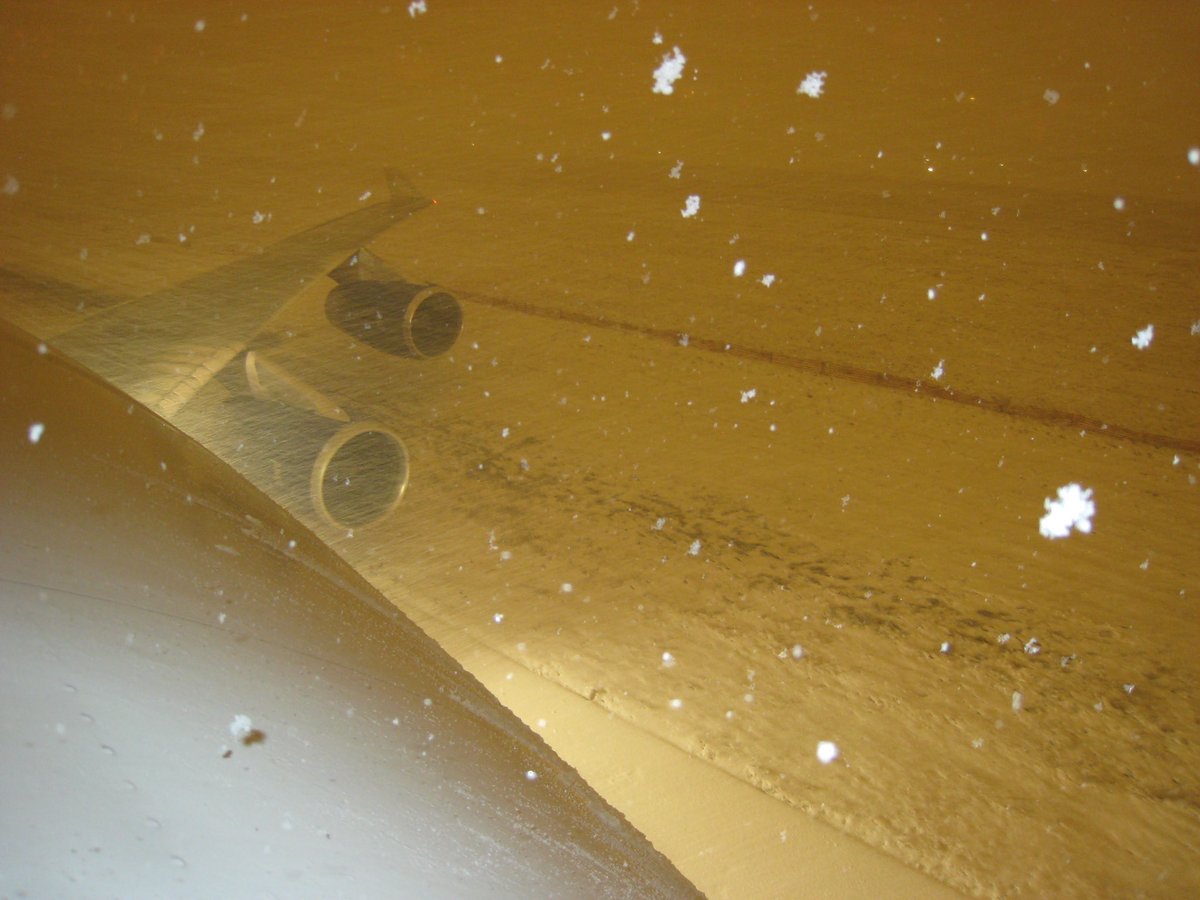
left=325, top=248, right=463, bottom=359
left=175, top=349, right=409, bottom=532
left=171, top=249, right=458, bottom=532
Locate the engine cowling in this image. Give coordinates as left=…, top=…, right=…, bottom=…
left=172, top=349, right=410, bottom=532
left=310, top=419, right=409, bottom=530
left=326, top=280, right=463, bottom=359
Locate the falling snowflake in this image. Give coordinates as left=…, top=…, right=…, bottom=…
left=653, top=46, right=687, bottom=95
left=1038, top=483, right=1095, bottom=539
left=797, top=71, right=828, bottom=98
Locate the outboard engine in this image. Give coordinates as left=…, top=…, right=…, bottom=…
left=325, top=248, right=463, bottom=359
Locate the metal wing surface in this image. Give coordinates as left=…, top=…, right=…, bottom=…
left=45, top=179, right=430, bottom=419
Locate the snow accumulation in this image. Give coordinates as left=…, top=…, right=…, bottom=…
left=797, top=71, right=827, bottom=98
left=229, top=714, right=254, bottom=741
left=1038, top=483, right=1095, bottom=539
left=1131, top=323, right=1154, bottom=349
left=681, top=195, right=701, bottom=218
left=652, top=46, right=687, bottom=95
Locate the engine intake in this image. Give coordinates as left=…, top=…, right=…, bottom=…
left=326, top=280, right=462, bottom=359
left=173, top=350, right=409, bottom=531
left=311, top=420, right=409, bottom=530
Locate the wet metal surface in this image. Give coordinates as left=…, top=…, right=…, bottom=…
left=2, top=3, right=1197, bottom=896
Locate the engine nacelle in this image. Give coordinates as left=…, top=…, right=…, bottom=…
left=173, top=349, right=409, bottom=532
left=309, top=419, right=409, bottom=530
left=326, top=279, right=462, bottom=359
left=325, top=248, right=462, bottom=359
left=241, top=349, right=409, bottom=530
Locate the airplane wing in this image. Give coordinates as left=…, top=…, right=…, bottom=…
left=3, top=174, right=465, bottom=531
left=46, top=174, right=431, bottom=419
left=0, top=314, right=704, bottom=900
left=0, top=266, right=129, bottom=336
